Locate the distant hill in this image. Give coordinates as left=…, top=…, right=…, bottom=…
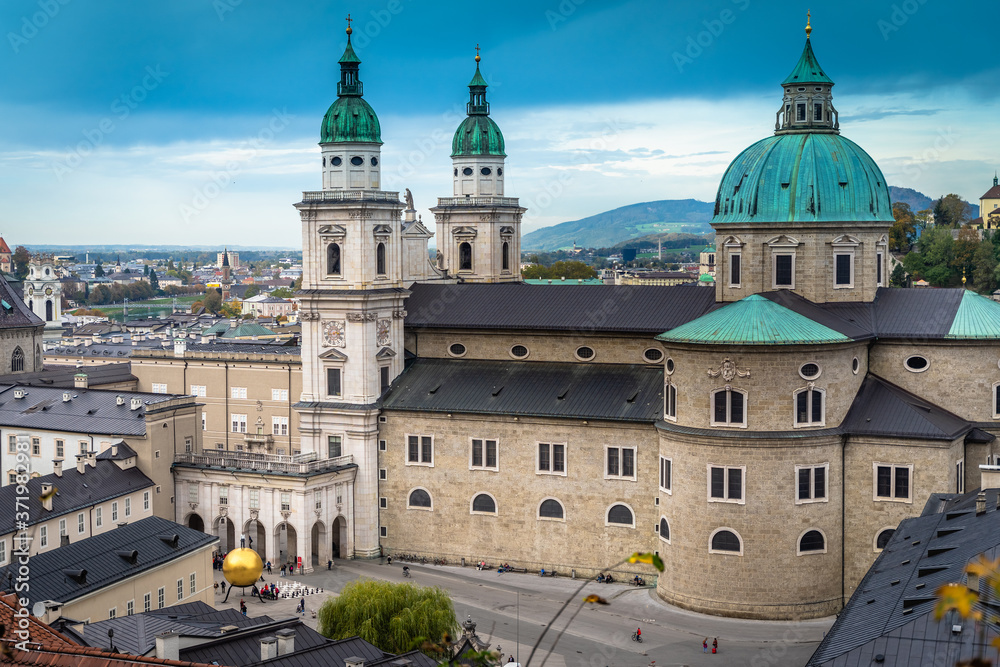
left=889, top=186, right=933, bottom=212
left=521, top=199, right=714, bottom=252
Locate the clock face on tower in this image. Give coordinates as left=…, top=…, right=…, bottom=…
left=376, top=319, right=391, bottom=346
left=322, top=320, right=346, bottom=348
left=45, top=287, right=53, bottom=296
left=27, top=287, right=34, bottom=295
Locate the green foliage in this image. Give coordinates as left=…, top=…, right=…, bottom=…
left=889, top=263, right=908, bottom=288
left=220, top=302, right=242, bottom=319
left=12, top=246, right=31, bottom=279
left=94, top=261, right=105, bottom=277
left=86, top=280, right=155, bottom=305
left=932, top=193, right=974, bottom=228
left=270, top=287, right=294, bottom=299
left=889, top=203, right=917, bottom=252
left=202, top=289, right=223, bottom=314
left=243, top=284, right=261, bottom=299
left=903, top=226, right=955, bottom=287
left=292, top=276, right=303, bottom=291
left=521, top=261, right=597, bottom=280
left=973, top=238, right=998, bottom=295
left=148, top=269, right=160, bottom=291
left=317, top=580, right=457, bottom=656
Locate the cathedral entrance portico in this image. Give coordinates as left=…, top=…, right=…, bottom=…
left=276, top=522, right=298, bottom=571
left=186, top=512, right=205, bottom=532
left=311, top=521, right=328, bottom=567
left=215, top=515, right=235, bottom=552
left=244, top=518, right=266, bottom=560
left=332, top=515, right=348, bottom=559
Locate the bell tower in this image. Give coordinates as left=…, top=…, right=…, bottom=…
left=431, top=47, right=525, bottom=283
left=293, top=18, right=406, bottom=560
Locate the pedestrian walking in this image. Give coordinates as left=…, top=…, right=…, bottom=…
left=281, top=564, right=286, bottom=577
left=703, top=638, right=708, bottom=653
left=712, top=637, right=718, bottom=654
left=266, top=561, right=272, bottom=574
left=327, top=559, right=333, bottom=570
left=220, top=582, right=226, bottom=594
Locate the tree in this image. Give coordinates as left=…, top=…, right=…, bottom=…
left=889, top=203, right=917, bottom=252
left=889, top=263, right=908, bottom=288
left=292, top=276, right=303, bottom=291
left=12, top=246, right=30, bottom=279
left=220, top=301, right=242, bottom=319
left=244, top=285, right=261, bottom=299
left=932, top=194, right=973, bottom=228
left=270, top=287, right=294, bottom=299
left=521, top=260, right=597, bottom=280
left=904, top=225, right=955, bottom=286
left=952, top=227, right=979, bottom=284
left=317, top=580, right=457, bottom=656
left=148, top=269, right=160, bottom=291
left=143, top=264, right=149, bottom=276
left=973, top=239, right=999, bottom=295
left=202, top=289, right=222, bottom=314
left=94, top=261, right=105, bottom=277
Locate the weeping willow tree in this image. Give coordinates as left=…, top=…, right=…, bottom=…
left=317, top=580, right=458, bottom=655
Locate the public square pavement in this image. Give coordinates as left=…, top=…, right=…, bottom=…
left=212, top=559, right=832, bottom=667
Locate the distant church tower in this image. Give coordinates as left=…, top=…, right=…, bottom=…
left=24, top=256, right=62, bottom=332
left=431, top=48, right=525, bottom=282
left=220, top=249, right=232, bottom=301
left=0, top=237, right=11, bottom=274
left=293, top=19, right=406, bottom=560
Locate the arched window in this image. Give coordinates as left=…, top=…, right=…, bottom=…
left=327, top=243, right=341, bottom=276
left=459, top=242, right=472, bottom=271
left=659, top=517, right=670, bottom=542
left=711, top=388, right=747, bottom=427
left=607, top=504, right=633, bottom=526
left=875, top=528, right=895, bottom=551
left=710, top=528, right=742, bottom=554
left=798, top=530, right=825, bottom=553
left=538, top=498, right=564, bottom=520
left=11, top=347, right=24, bottom=373
left=376, top=242, right=386, bottom=276
left=502, top=241, right=510, bottom=272
left=471, top=493, right=496, bottom=514
left=407, top=488, right=431, bottom=509
left=45, top=301, right=53, bottom=322
left=794, top=387, right=825, bottom=426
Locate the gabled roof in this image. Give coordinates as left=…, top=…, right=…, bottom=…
left=870, top=287, right=964, bottom=338
left=95, top=440, right=139, bottom=461
left=945, top=289, right=1000, bottom=339
left=0, top=237, right=11, bottom=254
left=841, top=375, right=973, bottom=441
left=0, top=362, right=135, bottom=388
left=981, top=184, right=1000, bottom=199
left=0, top=270, right=43, bottom=329
left=656, top=294, right=851, bottom=345
left=382, top=358, right=663, bottom=422
left=221, top=322, right=275, bottom=339
left=0, top=385, right=177, bottom=436
left=761, top=291, right=875, bottom=340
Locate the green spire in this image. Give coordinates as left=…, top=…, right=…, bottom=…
left=320, top=15, right=382, bottom=144
left=467, top=44, right=489, bottom=115
left=782, top=38, right=834, bottom=86
left=337, top=15, right=363, bottom=96
left=451, top=46, right=505, bottom=157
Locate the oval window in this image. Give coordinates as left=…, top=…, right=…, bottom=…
left=497, top=168, right=503, bottom=176
left=510, top=345, right=528, bottom=359
left=799, top=363, right=821, bottom=380
left=904, top=355, right=929, bottom=372
left=350, top=156, right=364, bottom=166
left=462, top=167, right=474, bottom=176
left=331, top=156, right=342, bottom=166
left=643, top=348, right=664, bottom=363
left=852, top=357, right=860, bottom=374
left=449, top=343, right=467, bottom=357
left=575, top=346, right=595, bottom=361
left=665, top=358, right=675, bottom=374
left=322, top=157, right=326, bottom=167
left=454, top=168, right=458, bottom=176
left=480, top=167, right=492, bottom=176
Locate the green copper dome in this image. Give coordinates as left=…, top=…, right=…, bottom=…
left=451, top=56, right=505, bottom=157
left=712, top=132, right=893, bottom=224
left=320, top=31, right=382, bottom=145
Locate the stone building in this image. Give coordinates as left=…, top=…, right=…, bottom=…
left=0, top=272, right=44, bottom=376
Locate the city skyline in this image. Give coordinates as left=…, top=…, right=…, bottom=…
left=0, top=0, right=996, bottom=245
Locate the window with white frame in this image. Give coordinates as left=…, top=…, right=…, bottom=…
left=537, top=443, right=566, bottom=475
left=249, top=488, right=260, bottom=509
left=39, top=525, right=47, bottom=548
left=143, top=491, right=150, bottom=511
left=658, top=517, right=670, bottom=542
left=327, top=368, right=342, bottom=397
left=798, top=529, right=826, bottom=554
left=280, top=492, right=291, bottom=511
left=59, top=518, right=66, bottom=536
left=708, top=465, right=745, bottom=503
left=406, top=434, right=433, bottom=466
left=151, top=383, right=168, bottom=394
left=7, top=435, right=14, bottom=453
left=470, top=438, right=498, bottom=470
left=219, top=486, right=229, bottom=505
left=711, top=387, right=747, bottom=427
left=188, top=486, right=198, bottom=504
left=471, top=493, right=497, bottom=515
left=408, top=488, right=432, bottom=509
left=124, top=497, right=131, bottom=517
left=327, top=435, right=342, bottom=458
left=272, top=416, right=289, bottom=436
left=190, top=385, right=207, bottom=397
left=79, top=441, right=87, bottom=455
left=876, top=250, right=885, bottom=286
left=774, top=253, right=795, bottom=288
left=271, top=388, right=289, bottom=401
left=606, top=503, right=634, bottom=527
left=664, top=382, right=677, bottom=421
left=231, top=386, right=247, bottom=399
left=874, top=463, right=912, bottom=502
left=709, top=528, right=743, bottom=554
left=314, top=489, right=322, bottom=511
left=201, top=412, right=207, bottom=431
left=189, top=573, right=196, bottom=595
left=659, top=457, right=672, bottom=493
left=77, top=513, right=85, bottom=533
left=109, top=607, right=116, bottom=619
left=112, top=501, right=119, bottom=522
left=796, top=464, right=828, bottom=503
left=832, top=236, right=859, bottom=289
left=605, top=446, right=636, bottom=480
left=231, top=414, right=247, bottom=433
left=143, top=592, right=151, bottom=612
left=538, top=498, right=564, bottom=520
left=158, top=587, right=165, bottom=609
left=993, top=382, right=1000, bottom=418
left=956, top=459, right=965, bottom=494
left=127, top=599, right=134, bottom=616
left=96, top=507, right=103, bottom=528
left=0, top=539, right=6, bottom=566
left=31, top=438, right=39, bottom=456
left=55, top=440, right=64, bottom=458
left=177, top=579, right=184, bottom=601
left=793, top=387, right=825, bottom=426
left=729, top=251, right=742, bottom=287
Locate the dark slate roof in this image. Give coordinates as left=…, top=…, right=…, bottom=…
left=405, top=283, right=717, bottom=334
left=0, top=516, right=217, bottom=607
left=0, top=270, right=43, bottom=328
left=761, top=291, right=875, bottom=340
left=381, top=358, right=663, bottom=422
left=840, top=375, right=973, bottom=441
left=0, top=363, right=135, bottom=388
left=69, top=601, right=271, bottom=655
left=180, top=619, right=334, bottom=666
left=807, top=489, right=1000, bottom=666
left=870, top=287, right=965, bottom=338
left=0, top=459, right=153, bottom=534
left=96, top=440, right=139, bottom=461
left=183, top=341, right=300, bottom=356
left=0, top=385, right=177, bottom=435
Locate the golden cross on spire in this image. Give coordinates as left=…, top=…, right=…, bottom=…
left=346, top=13, right=353, bottom=35
left=475, top=43, right=481, bottom=63
left=805, top=10, right=812, bottom=37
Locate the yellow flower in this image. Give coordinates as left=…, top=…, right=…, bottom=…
left=628, top=552, right=665, bottom=572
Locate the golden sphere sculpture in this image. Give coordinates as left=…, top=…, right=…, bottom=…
left=222, top=548, right=264, bottom=588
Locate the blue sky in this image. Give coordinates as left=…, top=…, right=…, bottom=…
left=0, top=0, right=996, bottom=246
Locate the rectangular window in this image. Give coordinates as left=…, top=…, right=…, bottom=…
left=272, top=417, right=289, bottom=436
left=327, top=368, right=342, bottom=397
left=231, top=386, right=247, bottom=399
left=231, top=414, right=247, bottom=433
left=794, top=389, right=824, bottom=426
left=124, top=498, right=131, bottom=517
left=78, top=513, right=85, bottom=534
left=55, top=440, right=64, bottom=458
left=201, top=412, right=207, bottom=431
left=96, top=507, right=103, bottom=528
left=774, top=254, right=794, bottom=287
left=112, top=502, right=118, bottom=522
left=796, top=103, right=806, bottom=121
left=874, top=463, right=913, bottom=502
left=328, top=435, right=342, bottom=458
left=380, top=366, right=390, bottom=394
left=606, top=446, right=636, bottom=480
left=39, top=525, right=48, bottom=548
left=59, top=518, right=66, bottom=537
left=31, top=438, right=40, bottom=456
left=219, top=486, right=229, bottom=505
left=315, top=489, right=322, bottom=511
left=537, top=443, right=567, bottom=474
left=956, top=459, right=965, bottom=494
left=708, top=465, right=745, bottom=503
left=406, top=434, right=433, bottom=466
left=835, top=253, right=853, bottom=286
left=876, top=252, right=884, bottom=286
left=158, top=587, right=165, bottom=609
left=730, top=252, right=741, bottom=287
left=190, top=385, right=207, bottom=397
left=660, top=457, right=672, bottom=493
left=189, top=573, right=196, bottom=595
left=664, top=383, right=677, bottom=421
left=109, top=608, right=116, bottom=619
left=470, top=439, right=498, bottom=470
left=143, top=593, right=151, bottom=613
left=280, top=492, right=291, bottom=512
left=177, top=579, right=184, bottom=601
left=152, top=383, right=168, bottom=394
left=796, top=464, right=828, bottom=503
left=0, top=539, right=5, bottom=565
left=271, top=388, right=288, bottom=401
left=7, top=435, right=15, bottom=453
left=712, top=389, right=747, bottom=427
left=814, top=102, right=823, bottom=121
left=249, top=488, right=260, bottom=509
left=143, top=491, right=150, bottom=511
left=127, top=599, right=134, bottom=616
left=79, top=441, right=88, bottom=455
left=380, top=526, right=387, bottom=538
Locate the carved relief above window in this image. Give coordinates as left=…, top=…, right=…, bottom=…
left=322, top=320, right=346, bottom=348
left=376, top=319, right=391, bottom=346
left=707, top=357, right=750, bottom=382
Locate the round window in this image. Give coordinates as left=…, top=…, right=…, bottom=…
left=665, top=358, right=675, bottom=374
left=350, top=156, right=364, bottom=166
left=448, top=343, right=467, bottom=357
left=799, top=363, right=821, bottom=380
left=370, top=156, right=379, bottom=166
left=331, top=156, right=342, bottom=166
left=480, top=167, right=492, bottom=176
left=462, top=167, right=474, bottom=176
left=852, top=357, right=860, bottom=374
left=510, top=345, right=528, bottom=359
left=575, top=346, right=595, bottom=361
left=904, top=355, right=929, bottom=372
left=643, top=348, right=664, bottom=363
left=497, top=168, right=503, bottom=176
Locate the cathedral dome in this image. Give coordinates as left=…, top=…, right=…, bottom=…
left=452, top=114, right=505, bottom=157
left=711, top=132, right=893, bottom=224
left=321, top=96, right=382, bottom=144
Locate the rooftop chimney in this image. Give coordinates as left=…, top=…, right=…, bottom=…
left=53, top=460, right=62, bottom=477
left=345, top=659, right=366, bottom=667
left=74, top=373, right=88, bottom=389
left=111, top=443, right=118, bottom=457
left=980, top=464, right=1000, bottom=493
left=130, top=397, right=142, bottom=411
left=977, top=491, right=987, bottom=516
left=62, top=392, right=72, bottom=403
left=86, top=451, right=97, bottom=468
left=260, top=636, right=277, bottom=662
left=276, top=629, right=295, bottom=656
left=76, top=455, right=86, bottom=475
left=174, top=339, right=186, bottom=357
left=155, top=631, right=180, bottom=662
left=40, top=483, right=54, bottom=511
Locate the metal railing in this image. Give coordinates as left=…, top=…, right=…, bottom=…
left=174, top=451, right=353, bottom=474
left=301, top=190, right=399, bottom=203
left=435, top=196, right=521, bottom=207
